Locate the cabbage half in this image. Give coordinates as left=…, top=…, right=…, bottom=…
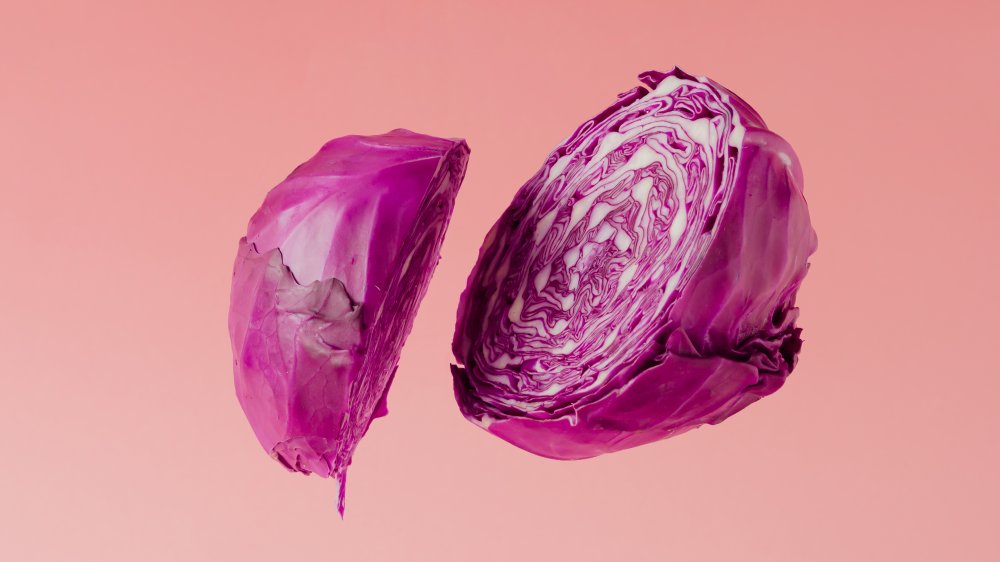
left=452, top=68, right=817, bottom=460
left=229, top=129, right=469, bottom=513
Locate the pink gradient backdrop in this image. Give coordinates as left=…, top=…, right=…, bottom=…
left=1, top=1, right=997, bottom=560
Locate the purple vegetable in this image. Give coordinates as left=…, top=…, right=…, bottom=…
left=452, top=68, right=817, bottom=460
left=229, top=129, right=469, bottom=513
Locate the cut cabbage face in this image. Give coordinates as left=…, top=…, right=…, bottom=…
left=452, top=68, right=817, bottom=460
left=229, top=130, right=469, bottom=513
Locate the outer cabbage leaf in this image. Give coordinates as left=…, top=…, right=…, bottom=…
left=229, top=129, right=469, bottom=512
left=452, top=68, right=817, bottom=460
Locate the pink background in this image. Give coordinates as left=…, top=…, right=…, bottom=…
left=2, top=1, right=997, bottom=560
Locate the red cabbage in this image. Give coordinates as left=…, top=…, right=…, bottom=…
left=229, top=129, right=469, bottom=513
left=452, top=68, right=817, bottom=460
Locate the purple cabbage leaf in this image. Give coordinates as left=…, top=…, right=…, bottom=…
left=229, top=129, right=469, bottom=513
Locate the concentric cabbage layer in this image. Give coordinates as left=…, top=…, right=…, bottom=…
left=453, top=69, right=816, bottom=460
